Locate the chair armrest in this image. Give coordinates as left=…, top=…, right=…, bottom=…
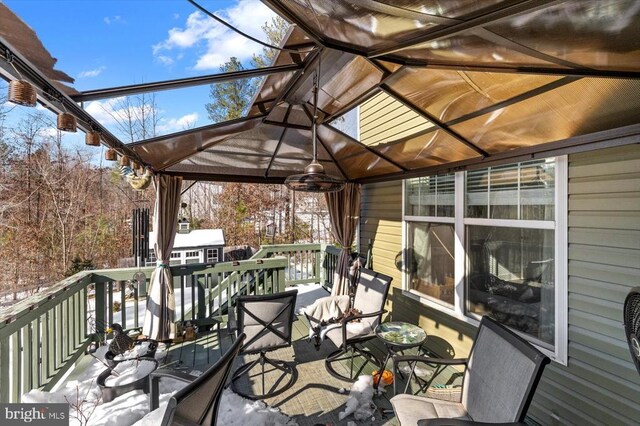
left=392, top=355, right=467, bottom=396
left=342, top=309, right=387, bottom=324
left=149, top=369, right=196, bottom=410
left=338, top=309, right=387, bottom=349
left=392, top=355, right=468, bottom=367
left=418, top=420, right=526, bottom=426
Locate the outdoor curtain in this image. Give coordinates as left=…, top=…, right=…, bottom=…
left=143, top=174, right=183, bottom=341
left=325, top=182, right=361, bottom=296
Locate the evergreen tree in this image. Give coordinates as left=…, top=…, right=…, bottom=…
left=205, top=16, right=289, bottom=123
left=205, top=57, right=254, bottom=122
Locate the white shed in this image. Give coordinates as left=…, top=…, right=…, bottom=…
left=147, top=228, right=225, bottom=266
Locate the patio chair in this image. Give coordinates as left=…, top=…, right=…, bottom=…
left=323, top=268, right=393, bottom=381
left=391, top=316, right=549, bottom=426
left=148, top=333, right=246, bottom=426
left=230, top=290, right=298, bottom=399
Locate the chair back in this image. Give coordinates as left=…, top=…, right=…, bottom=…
left=352, top=268, right=392, bottom=329
left=462, top=316, right=550, bottom=422
left=237, top=290, right=298, bottom=354
left=163, top=333, right=246, bottom=426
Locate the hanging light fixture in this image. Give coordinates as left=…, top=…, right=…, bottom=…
left=284, top=55, right=344, bottom=193
left=85, top=130, right=101, bottom=146
left=105, top=149, right=117, bottom=161
left=8, top=80, right=37, bottom=107
left=120, top=156, right=131, bottom=167
left=57, top=112, right=77, bottom=132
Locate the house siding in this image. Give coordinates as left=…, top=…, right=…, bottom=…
left=527, top=144, right=640, bottom=425
left=359, top=143, right=640, bottom=424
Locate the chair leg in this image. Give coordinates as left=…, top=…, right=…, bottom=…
left=325, top=344, right=381, bottom=382
left=231, top=352, right=296, bottom=400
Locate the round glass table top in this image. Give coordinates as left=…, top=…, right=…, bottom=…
left=375, top=321, right=427, bottom=347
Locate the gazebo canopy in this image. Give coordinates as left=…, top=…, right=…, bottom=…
left=1, top=0, right=639, bottom=184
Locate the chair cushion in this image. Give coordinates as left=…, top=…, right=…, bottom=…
left=325, top=321, right=373, bottom=348
left=391, top=394, right=470, bottom=426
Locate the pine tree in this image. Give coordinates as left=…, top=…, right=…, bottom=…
left=205, top=16, right=289, bottom=123
left=205, top=57, right=254, bottom=123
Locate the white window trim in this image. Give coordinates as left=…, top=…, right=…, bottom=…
left=402, top=157, right=568, bottom=365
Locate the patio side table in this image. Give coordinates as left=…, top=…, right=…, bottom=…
left=374, top=321, right=427, bottom=391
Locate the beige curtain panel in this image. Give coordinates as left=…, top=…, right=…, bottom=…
left=325, top=182, right=361, bottom=296
left=143, top=174, right=183, bottom=341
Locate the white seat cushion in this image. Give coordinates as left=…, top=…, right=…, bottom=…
left=390, top=394, right=470, bottom=426
left=324, top=321, right=373, bottom=348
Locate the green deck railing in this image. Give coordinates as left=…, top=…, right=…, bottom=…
left=0, top=255, right=294, bottom=403
left=0, top=243, right=342, bottom=403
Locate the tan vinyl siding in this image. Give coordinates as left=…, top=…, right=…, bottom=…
left=359, top=92, right=433, bottom=147
left=360, top=180, right=403, bottom=284
left=527, top=144, right=640, bottom=426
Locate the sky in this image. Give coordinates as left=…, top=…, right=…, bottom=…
left=3, top=0, right=280, bottom=155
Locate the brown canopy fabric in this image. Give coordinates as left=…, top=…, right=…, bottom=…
left=1, top=1, right=639, bottom=184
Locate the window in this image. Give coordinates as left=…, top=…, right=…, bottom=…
left=185, top=250, right=200, bottom=265
left=170, top=251, right=181, bottom=265
left=207, top=248, right=218, bottom=262
left=405, top=173, right=455, bottom=306
left=403, top=158, right=567, bottom=362
left=407, top=222, right=455, bottom=306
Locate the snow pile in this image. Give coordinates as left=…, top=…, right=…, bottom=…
left=22, top=344, right=296, bottom=426
left=113, top=341, right=154, bottom=361
left=135, top=388, right=297, bottom=426
left=104, top=359, right=157, bottom=387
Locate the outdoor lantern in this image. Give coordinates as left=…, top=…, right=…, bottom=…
left=120, top=156, right=131, bottom=167
left=8, top=80, right=37, bottom=107
left=57, top=112, right=77, bottom=132
left=85, top=131, right=101, bottom=146
left=284, top=56, right=344, bottom=193
left=105, top=149, right=117, bottom=161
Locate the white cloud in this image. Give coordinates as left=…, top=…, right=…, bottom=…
left=84, top=97, right=128, bottom=126
left=38, top=127, right=60, bottom=138
left=78, top=66, right=106, bottom=78
left=157, top=113, right=199, bottom=133
left=85, top=98, right=199, bottom=136
left=153, top=0, right=278, bottom=70
left=104, top=15, right=125, bottom=25
left=155, top=55, right=174, bottom=66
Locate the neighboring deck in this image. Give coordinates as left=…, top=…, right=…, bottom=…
left=65, top=286, right=462, bottom=425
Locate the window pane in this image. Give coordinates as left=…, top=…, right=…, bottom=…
left=408, top=222, right=455, bottom=306
left=521, top=160, right=555, bottom=220
left=465, top=168, right=488, bottom=218
left=466, top=160, right=555, bottom=221
left=489, top=164, right=519, bottom=219
left=466, top=225, right=555, bottom=346
left=405, top=174, right=454, bottom=217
